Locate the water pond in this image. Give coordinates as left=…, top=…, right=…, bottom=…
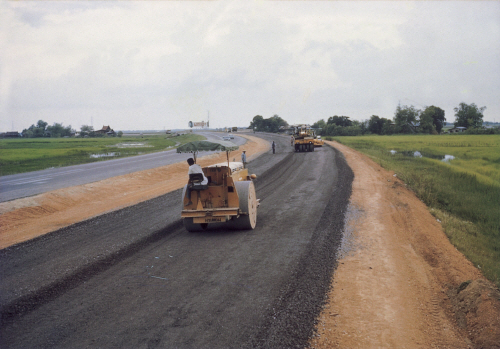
left=390, top=150, right=456, bottom=162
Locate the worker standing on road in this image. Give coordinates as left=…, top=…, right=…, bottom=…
left=291, top=136, right=294, bottom=146
left=241, top=150, right=247, bottom=168
left=272, top=141, right=276, bottom=154
left=185, top=158, right=208, bottom=206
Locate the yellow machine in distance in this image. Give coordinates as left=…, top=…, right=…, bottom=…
left=291, top=124, right=323, bottom=152
left=177, top=140, right=259, bottom=232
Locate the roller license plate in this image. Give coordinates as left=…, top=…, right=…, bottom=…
left=193, top=217, right=225, bottom=223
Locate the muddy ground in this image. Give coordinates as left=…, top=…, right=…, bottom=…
left=0, top=134, right=499, bottom=348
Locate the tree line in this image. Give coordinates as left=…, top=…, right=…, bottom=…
left=22, top=120, right=74, bottom=138
left=21, top=121, right=122, bottom=138
left=249, top=114, right=288, bottom=133
left=249, top=102, right=494, bottom=136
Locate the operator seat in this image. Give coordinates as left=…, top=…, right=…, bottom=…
left=189, top=173, right=209, bottom=190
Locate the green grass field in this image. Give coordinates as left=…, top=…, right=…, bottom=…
left=0, top=133, right=204, bottom=176
left=327, top=134, right=500, bottom=287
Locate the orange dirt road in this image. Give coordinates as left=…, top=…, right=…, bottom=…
left=1, top=137, right=498, bottom=348
left=310, top=141, right=500, bottom=349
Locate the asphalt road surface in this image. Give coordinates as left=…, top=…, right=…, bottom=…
left=0, top=133, right=353, bottom=348
left=0, top=132, right=245, bottom=203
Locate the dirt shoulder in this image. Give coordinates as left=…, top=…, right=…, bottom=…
left=309, top=141, right=500, bottom=349
left=0, top=134, right=269, bottom=249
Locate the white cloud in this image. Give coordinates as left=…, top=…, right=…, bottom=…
left=1, top=0, right=499, bottom=132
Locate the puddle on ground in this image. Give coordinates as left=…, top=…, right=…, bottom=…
left=114, top=143, right=153, bottom=148
left=390, top=150, right=456, bottom=162
left=90, top=152, right=120, bottom=158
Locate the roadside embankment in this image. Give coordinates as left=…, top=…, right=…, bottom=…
left=0, top=134, right=269, bottom=249
left=309, top=141, right=500, bottom=349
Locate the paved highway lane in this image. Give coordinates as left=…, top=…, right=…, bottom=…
left=0, top=134, right=353, bottom=348
left=0, top=132, right=245, bottom=203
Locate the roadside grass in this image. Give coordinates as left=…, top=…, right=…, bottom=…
left=327, top=134, right=500, bottom=287
left=0, top=133, right=204, bottom=176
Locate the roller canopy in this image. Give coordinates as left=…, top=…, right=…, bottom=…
left=177, top=140, right=239, bottom=153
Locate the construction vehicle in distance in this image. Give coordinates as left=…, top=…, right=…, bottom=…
left=177, top=140, right=259, bottom=232
left=291, top=124, right=323, bottom=152
left=313, top=135, right=324, bottom=147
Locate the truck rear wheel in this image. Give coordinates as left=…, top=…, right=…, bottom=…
left=232, top=181, right=257, bottom=230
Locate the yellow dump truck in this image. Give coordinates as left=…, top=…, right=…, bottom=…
left=291, top=124, right=322, bottom=152
left=177, top=140, right=259, bottom=232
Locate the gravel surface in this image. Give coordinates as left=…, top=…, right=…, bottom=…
left=0, top=133, right=353, bottom=349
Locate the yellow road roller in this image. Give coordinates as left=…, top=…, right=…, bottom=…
left=291, top=124, right=323, bottom=151
left=177, top=140, right=259, bottom=232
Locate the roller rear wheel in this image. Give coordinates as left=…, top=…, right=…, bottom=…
left=232, top=181, right=257, bottom=230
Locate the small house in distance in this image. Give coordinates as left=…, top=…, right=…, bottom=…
left=1, top=131, right=21, bottom=138
left=449, top=127, right=467, bottom=133
left=95, top=125, right=115, bottom=136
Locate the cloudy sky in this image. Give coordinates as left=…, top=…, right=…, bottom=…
left=1, top=1, right=499, bottom=132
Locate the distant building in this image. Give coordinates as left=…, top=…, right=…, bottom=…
left=449, top=127, right=467, bottom=133
left=95, top=125, right=115, bottom=135
left=409, top=121, right=420, bottom=133
left=1, top=131, right=21, bottom=138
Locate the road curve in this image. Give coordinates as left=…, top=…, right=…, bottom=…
left=0, top=133, right=353, bottom=348
left=0, top=132, right=245, bottom=203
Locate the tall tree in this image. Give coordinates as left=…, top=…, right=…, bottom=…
left=454, top=102, right=486, bottom=129
left=312, top=119, right=326, bottom=130
left=418, top=110, right=435, bottom=134
left=420, top=106, right=446, bottom=134
left=368, top=115, right=393, bottom=135
left=327, top=115, right=352, bottom=127
left=80, top=125, right=94, bottom=137
left=46, top=123, right=73, bottom=137
left=36, top=120, right=48, bottom=130
left=268, top=114, right=288, bottom=133
left=22, top=119, right=48, bottom=138
left=368, top=115, right=383, bottom=134
left=249, top=115, right=264, bottom=131
left=394, top=105, right=420, bottom=133
left=249, top=114, right=287, bottom=133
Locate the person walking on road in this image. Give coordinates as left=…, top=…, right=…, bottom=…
left=272, top=141, right=276, bottom=154
left=241, top=150, right=247, bottom=168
